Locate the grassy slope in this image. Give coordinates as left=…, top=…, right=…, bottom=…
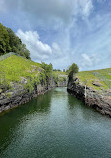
left=76, top=68, right=111, bottom=91
left=0, top=55, right=67, bottom=90
left=0, top=55, right=42, bottom=87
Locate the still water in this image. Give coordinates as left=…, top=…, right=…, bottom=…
left=0, top=88, right=111, bottom=158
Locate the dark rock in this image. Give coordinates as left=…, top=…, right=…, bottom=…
left=0, top=77, right=67, bottom=114
left=67, top=78, right=111, bottom=117
left=92, top=80, right=102, bottom=87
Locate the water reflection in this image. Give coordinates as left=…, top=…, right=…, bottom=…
left=68, top=92, right=104, bottom=122
left=0, top=88, right=111, bottom=158
left=0, top=90, right=52, bottom=154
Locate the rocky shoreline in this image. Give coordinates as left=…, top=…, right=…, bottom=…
left=67, top=78, right=111, bottom=117
left=0, top=78, right=67, bottom=114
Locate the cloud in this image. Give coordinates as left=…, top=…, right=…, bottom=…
left=19, top=0, right=93, bottom=24
left=52, top=43, right=62, bottom=58
left=0, top=0, right=6, bottom=13
left=80, top=53, right=100, bottom=70
left=81, top=53, right=93, bottom=66
left=16, top=29, right=64, bottom=63
left=1, top=0, right=111, bottom=71
left=76, top=0, right=93, bottom=17
left=16, top=29, right=52, bottom=60
left=81, top=0, right=93, bottom=16
left=1, top=0, right=93, bottom=28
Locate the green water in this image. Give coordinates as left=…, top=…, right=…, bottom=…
left=0, top=88, right=111, bottom=158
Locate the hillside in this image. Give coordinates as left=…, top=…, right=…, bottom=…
left=67, top=68, right=111, bottom=116
left=0, top=55, right=41, bottom=90
left=0, top=54, right=67, bottom=114
left=76, top=68, right=111, bottom=91
left=0, top=54, right=67, bottom=92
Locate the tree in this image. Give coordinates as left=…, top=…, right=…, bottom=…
left=17, top=44, right=30, bottom=59
left=0, top=23, right=11, bottom=55
left=41, top=62, right=53, bottom=86
left=0, top=23, right=30, bottom=59
left=6, top=28, right=22, bottom=51
left=6, top=28, right=30, bottom=59
left=68, top=63, right=79, bottom=81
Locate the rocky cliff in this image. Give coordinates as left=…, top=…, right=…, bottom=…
left=0, top=54, right=68, bottom=114
left=0, top=77, right=67, bottom=114
left=67, top=77, right=111, bottom=117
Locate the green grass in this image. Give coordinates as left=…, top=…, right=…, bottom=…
left=53, top=71, right=67, bottom=84
left=76, top=68, right=111, bottom=91
left=0, top=55, right=42, bottom=88
left=0, top=55, right=67, bottom=92
left=53, top=71, right=66, bottom=76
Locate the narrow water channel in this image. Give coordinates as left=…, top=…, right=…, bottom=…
left=0, top=87, right=111, bottom=158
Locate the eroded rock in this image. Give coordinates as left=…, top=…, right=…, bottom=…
left=67, top=78, right=111, bottom=117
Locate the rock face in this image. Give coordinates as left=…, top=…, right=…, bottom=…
left=67, top=78, right=111, bottom=117
left=0, top=78, right=67, bottom=114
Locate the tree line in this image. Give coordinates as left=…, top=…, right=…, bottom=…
left=0, top=23, right=30, bottom=59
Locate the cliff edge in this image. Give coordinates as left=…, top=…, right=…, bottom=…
left=0, top=54, right=67, bottom=114
left=67, top=68, right=111, bottom=117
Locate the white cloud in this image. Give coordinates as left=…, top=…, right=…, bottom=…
left=81, top=53, right=92, bottom=66
left=16, top=29, right=64, bottom=62
left=80, top=53, right=101, bottom=70
left=1, top=0, right=93, bottom=27
left=52, top=43, right=62, bottom=58
left=1, top=0, right=111, bottom=71
left=16, top=29, right=52, bottom=60
left=81, top=0, right=93, bottom=16
left=75, top=0, right=93, bottom=17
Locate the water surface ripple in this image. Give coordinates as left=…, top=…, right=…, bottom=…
left=0, top=88, right=111, bottom=158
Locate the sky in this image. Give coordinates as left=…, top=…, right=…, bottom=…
left=0, top=0, right=111, bottom=71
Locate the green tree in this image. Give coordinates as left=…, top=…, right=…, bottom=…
left=6, top=28, right=21, bottom=51
left=7, top=28, right=30, bottom=59
left=68, top=63, right=79, bottom=81
left=0, top=23, right=11, bottom=55
left=41, top=62, right=53, bottom=86
left=17, top=44, right=30, bottom=59
left=0, top=23, right=30, bottom=59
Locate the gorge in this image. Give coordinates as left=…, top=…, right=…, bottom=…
left=1, top=88, right=111, bottom=158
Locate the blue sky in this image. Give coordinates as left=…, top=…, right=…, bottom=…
left=0, top=0, right=111, bottom=70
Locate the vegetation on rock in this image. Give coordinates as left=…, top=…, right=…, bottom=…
left=41, top=62, right=53, bottom=86
left=76, top=68, right=111, bottom=91
left=0, top=55, right=67, bottom=93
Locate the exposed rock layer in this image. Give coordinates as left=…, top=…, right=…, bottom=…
left=0, top=78, right=67, bottom=114
left=67, top=78, right=111, bottom=117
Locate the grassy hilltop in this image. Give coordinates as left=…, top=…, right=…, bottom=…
left=0, top=54, right=67, bottom=92
left=0, top=55, right=41, bottom=85
left=76, top=68, right=111, bottom=91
